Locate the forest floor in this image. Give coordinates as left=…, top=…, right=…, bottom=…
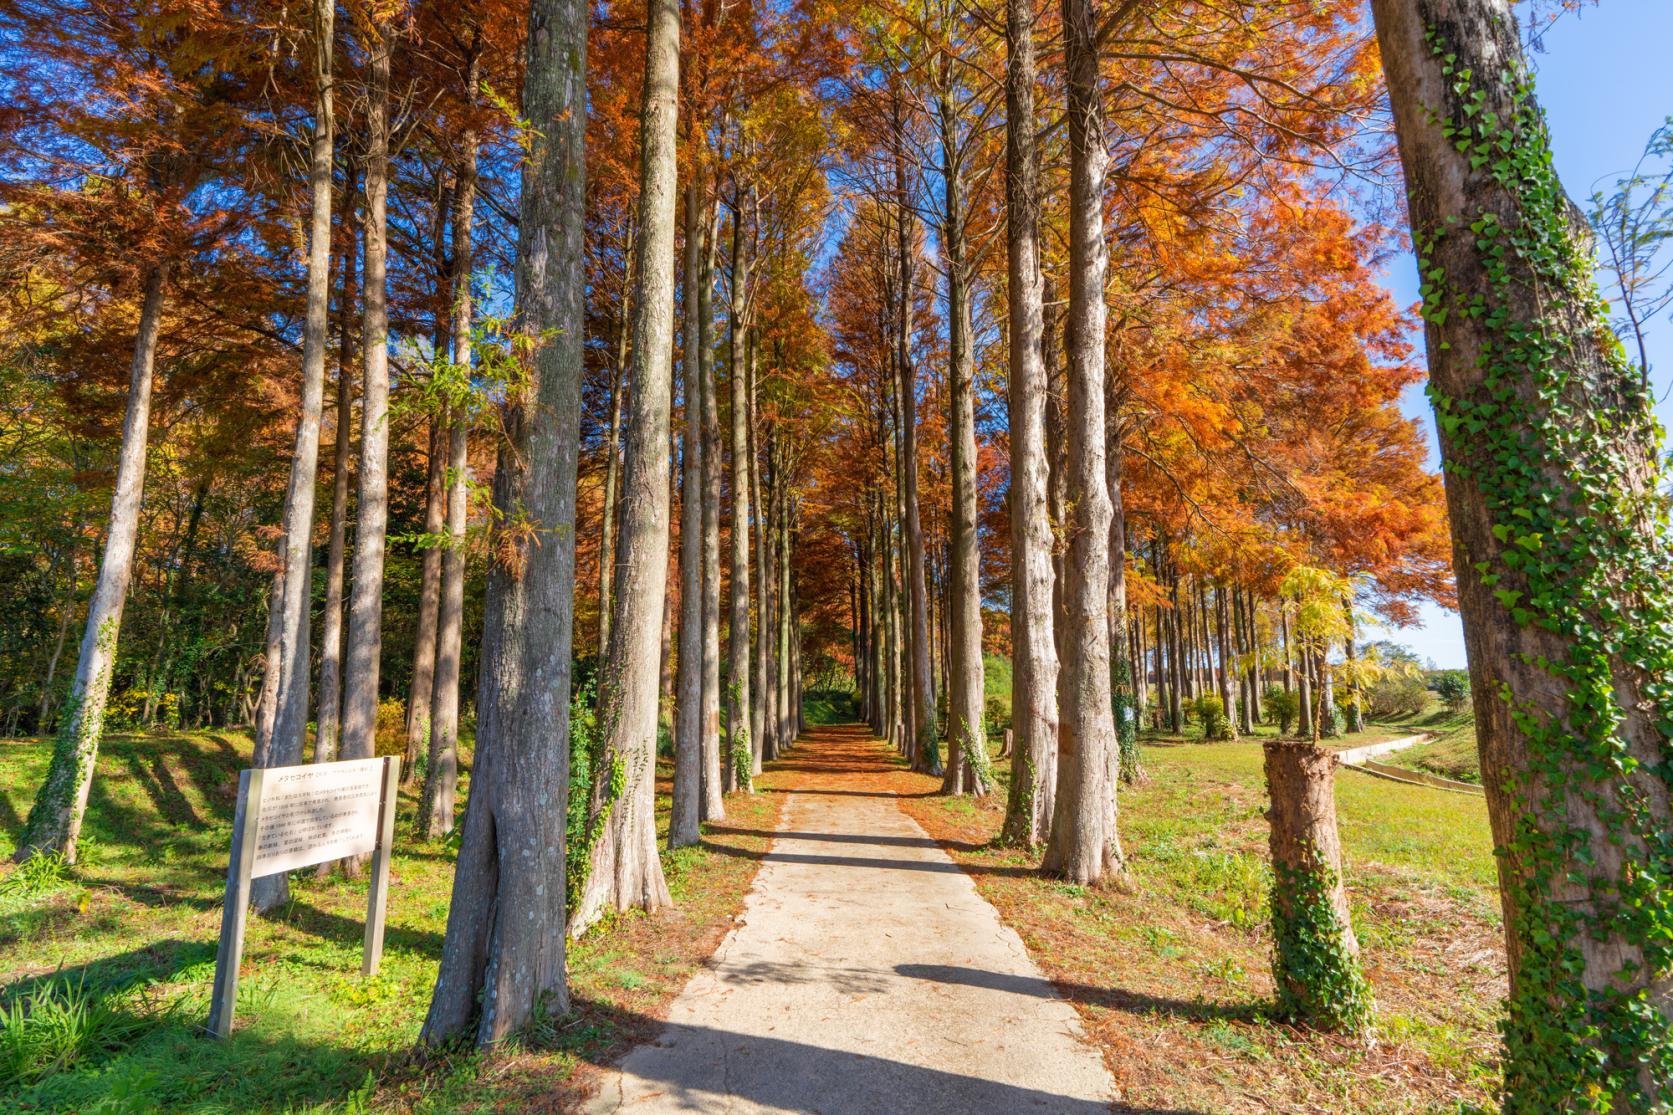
left=0, top=728, right=782, bottom=1112
left=1, top=718, right=1502, bottom=1113
left=901, top=731, right=1503, bottom=1114
left=584, top=723, right=1117, bottom=1113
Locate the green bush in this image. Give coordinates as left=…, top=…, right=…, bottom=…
left=1367, top=671, right=1429, bottom=720
left=1431, top=670, right=1469, bottom=712
left=1191, top=695, right=1233, bottom=741
left=1264, top=686, right=1299, bottom=736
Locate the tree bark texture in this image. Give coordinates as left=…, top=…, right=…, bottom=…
left=1041, top=0, right=1123, bottom=883
left=1001, top=0, right=1056, bottom=845
left=418, top=0, right=584, bottom=1047
left=341, top=21, right=393, bottom=785
left=1374, top=0, right=1673, bottom=1102
left=573, top=0, right=681, bottom=935
left=19, top=264, right=169, bottom=863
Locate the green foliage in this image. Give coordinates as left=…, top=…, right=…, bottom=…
left=0, top=977, right=165, bottom=1086
left=1191, top=695, right=1233, bottom=741
left=0, top=848, right=72, bottom=902
left=1366, top=670, right=1429, bottom=720
left=1269, top=863, right=1374, bottom=1034
left=802, top=688, right=857, bottom=726
left=1431, top=671, right=1470, bottom=713
left=565, top=678, right=623, bottom=910
left=1264, top=686, right=1300, bottom=736
left=1419, top=25, right=1673, bottom=1109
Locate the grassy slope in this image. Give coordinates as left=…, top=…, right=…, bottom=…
left=0, top=731, right=781, bottom=1113
left=899, top=737, right=1505, bottom=1114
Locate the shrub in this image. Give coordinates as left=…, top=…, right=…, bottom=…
left=1432, top=670, right=1470, bottom=712
left=1191, top=695, right=1233, bottom=741
left=374, top=697, right=406, bottom=757
left=1366, top=671, right=1429, bottom=720
left=1264, top=686, right=1299, bottom=736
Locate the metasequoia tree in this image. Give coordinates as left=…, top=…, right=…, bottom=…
left=1373, top=0, right=1673, bottom=1105
left=340, top=9, right=395, bottom=793
left=9, top=0, right=261, bottom=862
left=249, top=0, right=336, bottom=911
left=421, top=28, right=483, bottom=841
left=999, top=0, right=1056, bottom=847
left=573, top=0, right=682, bottom=935
left=1040, top=0, right=1123, bottom=884
left=419, top=0, right=585, bottom=1047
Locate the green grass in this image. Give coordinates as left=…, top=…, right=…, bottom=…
left=0, top=728, right=780, bottom=1112
left=801, top=689, right=858, bottom=726
left=901, top=732, right=1506, bottom=1112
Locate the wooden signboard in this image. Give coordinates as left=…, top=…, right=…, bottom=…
left=206, top=755, right=399, bottom=1038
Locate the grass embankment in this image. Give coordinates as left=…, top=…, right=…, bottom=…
left=896, top=736, right=1504, bottom=1114
left=0, top=729, right=781, bottom=1112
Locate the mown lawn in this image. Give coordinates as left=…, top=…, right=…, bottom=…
left=898, top=735, right=1504, bottom=1115
left=0, top=729, right=781, bottom=1112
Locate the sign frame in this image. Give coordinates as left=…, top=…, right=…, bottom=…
left=205, top=755, right=400, bottom=1039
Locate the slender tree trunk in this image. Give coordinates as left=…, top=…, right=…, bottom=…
left=317, top=163, right=359, bottom=767
left=1107, top=439, right=1141, bottom=780
left=724, top=191, right=753, bottom=794
left=671, top=167, right=706, bottom=850
left=1001, top=0, right=1055, bottom=845
left=407, top=421, right=446, bottom=776
left=418, top=0, right=584, bottom=1046
left=19, top=264, right=169, bottom=863
left=750, top=371, right=769, bottom=771
left=245, top=0, right=334, bottom=908
left=936, top=88, right=987, bottom=797
left=600, top=237, right=634, bottom=659
left=341, top=18, right=393, bottom=794
left=698, top=197, right=724, bottom=815
left=1215, top=586, right=1238, bottom=739
left=573, top=0, right=680, bottom=935
left=423, top=75, right=479, bottom=842
left=1041, top=0, right=1124, bottom=883
left=1374, top=1, right=1673, bottom=1100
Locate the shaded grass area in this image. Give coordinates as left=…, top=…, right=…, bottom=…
left=0, top=730, right=782, bottom=1112
left=893, top=735, right=1504, bottom=1114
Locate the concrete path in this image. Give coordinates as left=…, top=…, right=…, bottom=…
left=585, top=727, right=1117, bottom=1114
left=1335, top=732, right=1433, bottom=766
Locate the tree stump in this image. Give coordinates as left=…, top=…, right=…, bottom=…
left=1263, top=739, right=1372, bottom=1032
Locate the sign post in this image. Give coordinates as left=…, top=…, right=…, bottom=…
left=206, top=755, right=399, bottom=1038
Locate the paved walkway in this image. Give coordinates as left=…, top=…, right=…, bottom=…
left=586, top=726, right=1117, bottom=1114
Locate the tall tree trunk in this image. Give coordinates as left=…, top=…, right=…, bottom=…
left=600, top=237, right=634, bottom=659
left=246, top=0, right=334, bottom=911
left=1041, top=0, right=1123, bottom=884
left=341, top=17, right=393, bottom=797
left=407, top=421, right=446, bottom=776
left=423, top=68, right=479, bottom=842
left=751, top=382, right=770, bottom=770
left=1215, top=586, right=1238, bottom=739
left=1374, top=0, right=1673, bottom=1102
left=19, top=264, right=169, bottom=863
left=724, top=191, right=752, bottom=794
left=418, top=0, right=584, bottom=1046
left=671, top=168, right=706, bottom=850
left=1107, top=440, right=1141, bottom=780
left=1341, top=597, right=1363, bottom=735
left=573, top=0, right=680, bottom=935
left=936, top=87, right=987, bottom=798
left=698, top=198, right=725, bottom=816
left=317, top=162, right=359, bottom=767
left=1001, top=0, right=1055, bottom=845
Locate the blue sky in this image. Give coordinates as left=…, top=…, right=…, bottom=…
left=1376, top=0, right=1673, bottom=668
